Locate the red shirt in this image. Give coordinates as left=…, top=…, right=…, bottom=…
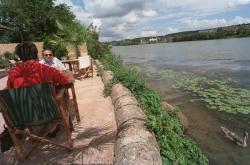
left=7, top=60, right=69, bottom=89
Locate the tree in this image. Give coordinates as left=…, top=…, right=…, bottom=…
left=236, top=26, right=250, bottom=37
left=0, top=0, right=81, bottom=42
left=44, top=20, right=88, bottom=59
left=54, top=4, right=75, bottom=25
left=85, top=24, right=103, bottom=59
left=0, top=0, right=57, bottom=42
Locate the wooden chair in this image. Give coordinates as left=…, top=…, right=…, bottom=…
left=0, top=83, right=73, bottom=159
left=78, top=55, right=93, bottom=79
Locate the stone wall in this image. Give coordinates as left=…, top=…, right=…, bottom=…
left=99, top=65, right=162, bottom=165
left=0, top=42, right=43, bottom=59
left=0, top=42, right=88, bottom=60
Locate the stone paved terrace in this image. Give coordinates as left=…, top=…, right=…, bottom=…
left=0, top=67, right=117, bottom=164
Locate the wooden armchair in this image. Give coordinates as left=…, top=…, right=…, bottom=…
left=78, top=55, right=93, bottom=79
left=0, top=83, right=73, bottom=159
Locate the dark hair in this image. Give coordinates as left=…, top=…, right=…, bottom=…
left=42, top=48, right=53, bottom=55
left=15, top=42, right=38, bottom=62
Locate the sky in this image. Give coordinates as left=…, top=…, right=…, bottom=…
left=55, top=0, right=250, bottom=42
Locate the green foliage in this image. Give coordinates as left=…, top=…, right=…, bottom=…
left=43, top=37, right=52, bottom=49
left=53, top=44, right=68, bottom=59
left=0, top=33, right=12, bottom=43
left=99, top=51, right=207, bottom=165
left=50, top=20, right=87, bottom=46
left=0, top=0, right=56, bottom=41
left=236, top=26, right=250, bottom=37
left=110, top=38, right=141, bottom=46
left=43, top=37, right=68, bottom=59
left=103, top=82, right=113, bottom=97
left=0, top=59, right=9, bottom=68
left=3, top=51, right=13, bottom=59
left=54, top=4, right=75, bottom=25
left=171, top=27, right=238, bottom=42
left=43, top=20, right=88, bottom=59
left=0, top=0, right=82, bottom=42
left=95, top=62, right=104, bottom=76
left=86, top=25, right=103, bottom=59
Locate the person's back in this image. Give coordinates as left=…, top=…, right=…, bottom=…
left=7, top=42, right=70, bottom=89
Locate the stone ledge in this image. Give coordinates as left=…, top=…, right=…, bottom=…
left=100, top=66, right=162, bottom=165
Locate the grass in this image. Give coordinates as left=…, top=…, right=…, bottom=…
left=98, top=53, right=207, bottom=165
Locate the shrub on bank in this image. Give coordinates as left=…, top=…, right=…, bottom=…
left=3, top=51, right=14, bottom=60
left=96, top=50, right=207, bottom=165
left=0, top=59, right=9, bottom=68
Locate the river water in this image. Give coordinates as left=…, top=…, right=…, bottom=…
left=112, top=37, right=250, bottom=165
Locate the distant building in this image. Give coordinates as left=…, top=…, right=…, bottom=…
left=149, top=37, right=158, bottom=42
left=140, top=39, right=147, bottom=44
left=198, top=29, right=216, bottom=33
left=140, top=37, right=158, bottom=44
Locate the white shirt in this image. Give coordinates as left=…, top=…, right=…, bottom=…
left=39, top=57, right=66, bottom=70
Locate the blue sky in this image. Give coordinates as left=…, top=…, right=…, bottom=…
left=55, top=0, right=250, bottom=41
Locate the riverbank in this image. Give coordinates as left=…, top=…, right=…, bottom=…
left=110, top=23, right=250, bottom=46
left=98, top=53, right=207, bottom=164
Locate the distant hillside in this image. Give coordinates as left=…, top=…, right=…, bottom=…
left=110, top=23, right=250, bottom=46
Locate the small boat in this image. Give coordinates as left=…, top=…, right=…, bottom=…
left=220, top=126, right=248, bottom=147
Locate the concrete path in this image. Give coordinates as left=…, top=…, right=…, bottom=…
left=0, top=68, right=117, bottom=164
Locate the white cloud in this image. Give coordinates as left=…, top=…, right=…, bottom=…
left=140, top=29, right=158, bottom=37
left=99, top=36, right=113, bottom=42
left=55, top=0, right=250, bottom=41
left=230, top=16, right=250, bottom=24
left=183, top=19, right=228, bottom=30
left=54, top=0, right=70, bottom=6
left=142, top=10, right=157, bottom=17
left=165, top=27, right=179, bottom=34
left=124, top=12, right=140, bottom=24
left=115, top=24, right=126, bottom=33
left=84, top=0, right=146, bottom=18
left=181, top=16, right=250, bottom=30
left=228, top=0, right=250, bottom=7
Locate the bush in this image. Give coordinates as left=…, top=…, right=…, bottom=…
left=3, top=51, right=14, bottom=60
left=0, top=59, right=9, bottom=68
left=53, top=44, right=68, bottom=59
left=43, top=38, right=68, bottom=59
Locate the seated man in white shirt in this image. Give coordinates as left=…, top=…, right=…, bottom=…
left=39, top=48, right=66, bottom=70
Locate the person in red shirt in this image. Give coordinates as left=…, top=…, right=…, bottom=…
left=7, top=42, right=73, bottom=88
left=5, top=42, right=74, bottom=138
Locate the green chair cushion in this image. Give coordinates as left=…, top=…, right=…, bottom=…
left=0, top=83, right=60, bottom=127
